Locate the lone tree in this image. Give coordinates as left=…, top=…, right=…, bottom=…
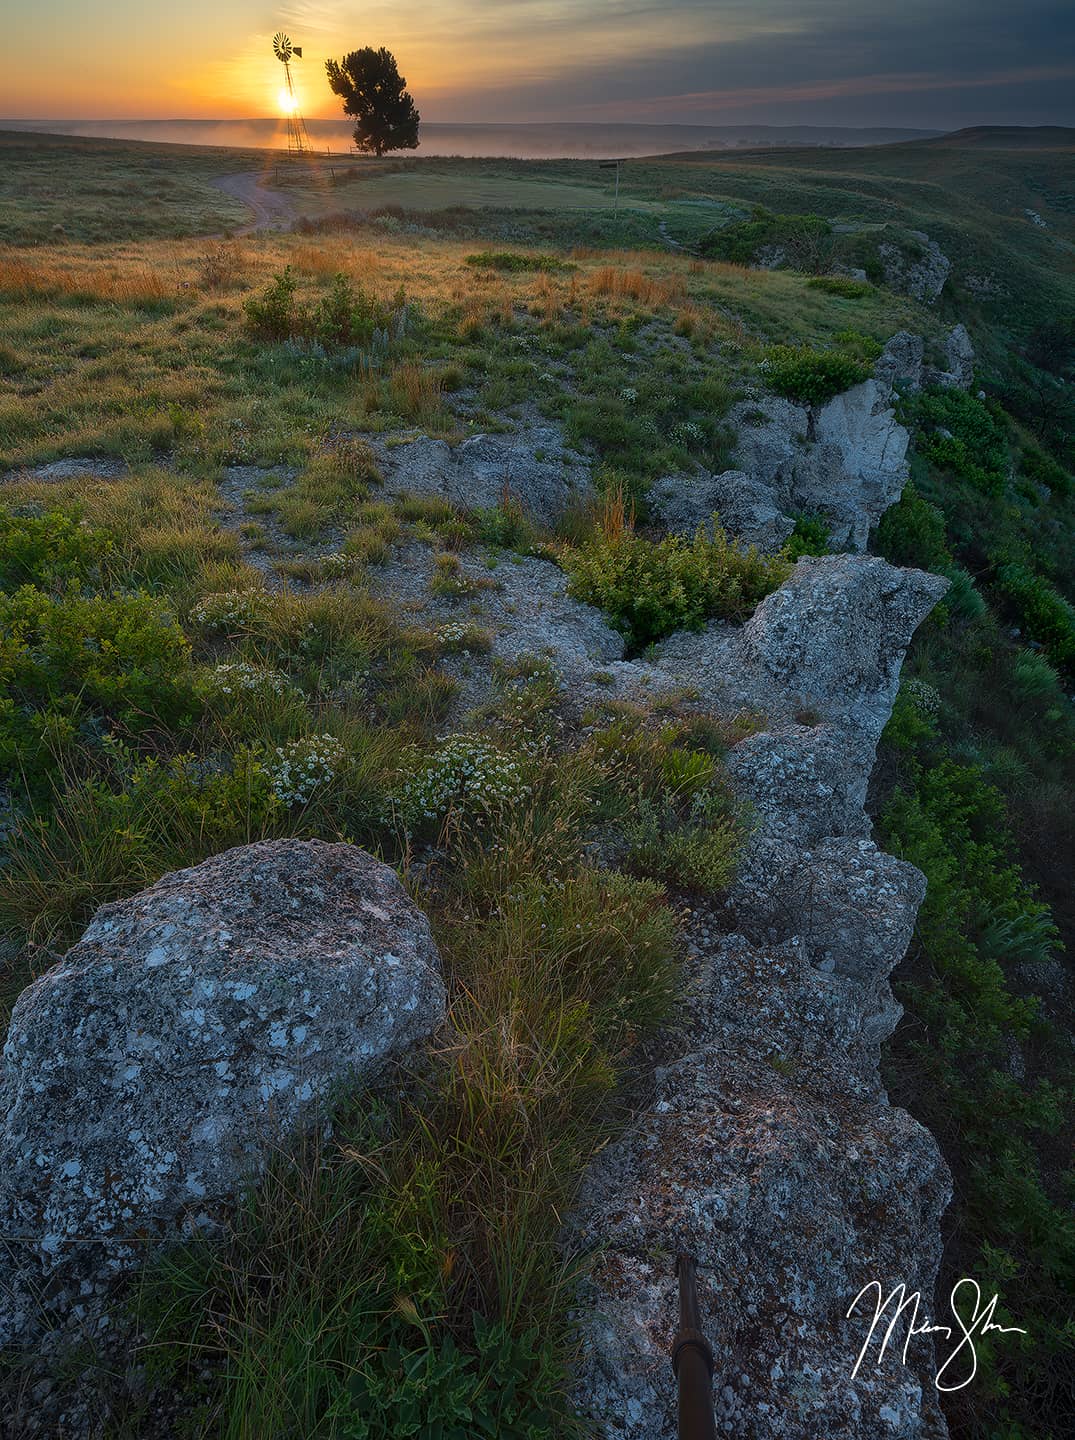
left=325, top=47, right=420, bottom=157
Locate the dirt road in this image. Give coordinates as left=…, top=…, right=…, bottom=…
left=212, top=172, right=296, bottom=234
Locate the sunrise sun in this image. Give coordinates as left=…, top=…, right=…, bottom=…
left=278, top=87, right=297, bottom=114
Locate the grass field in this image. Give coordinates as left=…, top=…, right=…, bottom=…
left=1, top=127, right=1073, bottom=1440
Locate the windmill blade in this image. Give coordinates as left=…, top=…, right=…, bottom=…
left=273, top=32, right=293, bottom=62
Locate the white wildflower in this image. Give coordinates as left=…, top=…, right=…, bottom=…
left=206, top=662, right=292, bottom=701
left=266, top=734, right=346, bottom=806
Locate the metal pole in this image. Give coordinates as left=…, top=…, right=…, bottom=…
left=672, top=1255, right=716, bottom=1440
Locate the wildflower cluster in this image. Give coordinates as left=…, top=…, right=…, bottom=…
left=398, top=735, right=530, bottom=828
left=902, top=677, right=942, bottom=722
left=189, top=589, right=270, bottom=633
left=206, top=662, right=292, bottom=700
left=436, top=621, right=492, bottom=653
left=266, top=734, right=346, bottom=806
left=668, top=420, right=704, bottom=448
left=318, top=553, right=364, bottom=579
left=619, top=386, right=638, bottom=405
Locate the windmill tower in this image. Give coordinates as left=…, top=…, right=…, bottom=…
left=273, top=33, right=312, bottom=155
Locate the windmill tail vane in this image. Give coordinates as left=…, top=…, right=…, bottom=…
left=272, top=32, right=312, bottom=155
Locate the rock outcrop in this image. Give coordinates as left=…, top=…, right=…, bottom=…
left=875, top=331, right=926, bottom=392
left=878, top=231, right=951, bottom=304
left=374, top=423, right=592, bottom=524
left=571, top=555, right=953, bottom=1439
left=923, top=324, right=975, bottom=391
left=876, top=326, right=975, bottom=394
left=649, top=468, right=795, bottom=551
left=722, top=383, right=910, bottom=551
left=0, top=839, right=446, bottom=1349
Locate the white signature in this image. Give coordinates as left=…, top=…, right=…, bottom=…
left=847, top=1279, right=1028, bottom=1392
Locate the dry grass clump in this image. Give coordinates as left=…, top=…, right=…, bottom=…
left=389, top=362, right=446, bottom=425
left=0, top=255, right=171, bottom=306
left=588, top=265, right=688, bottom=307
left=197, top=243, right=250, bottom=291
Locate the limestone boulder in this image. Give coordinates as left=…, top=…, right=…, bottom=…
left=923, top=324, right=975, bottom=391
left=0, top=839, right=445, bottom=1347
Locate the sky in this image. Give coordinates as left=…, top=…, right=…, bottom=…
left=5, top=0, right=1075, bottom=128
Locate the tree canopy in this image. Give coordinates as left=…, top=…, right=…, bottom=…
left=325, top=47, right=420, bottom=158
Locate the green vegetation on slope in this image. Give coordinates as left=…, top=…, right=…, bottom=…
left=872, top=372, right=1075, bottom=1440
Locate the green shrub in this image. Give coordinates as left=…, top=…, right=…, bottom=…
left=1011, top=649, right=1063, bottom=703
left=832, top=328, right=883, bottom=363
left=992, top=561, right=1075, bottom=670
left=1022, top=443, right=1073, bottom=498
left=0, top=508, right=113, bottom=593
left=464, top=251, right=572, bottom=273
left=941, top=565, right=986, bottom=622
left=760, top=345, right=870, bottom=407
left=563, top=523, right=790, bottom=650
left=783, top=514, right=829, bottom=560
left=396, top=734, right=531, bottom=834
left=626, top=789, right=740, bottom=892
left=872, top=482, right=951, bottom=571
left=243, top=266, right=298, bottom=341
left=312, top=273, right=399, bottom=348
left=912, top=388, right=1008, bottom=496
left=807, top=275, right=872, bottom=299
left=877, top=724, right=1072, bottom=1440
left=698, top=208, right=832, bottom=269
left=0, top=586, right=196, bottom=780
left=244, top=270, right=404, bottom=349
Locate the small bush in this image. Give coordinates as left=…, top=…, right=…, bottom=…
left=0, top=587, right=196, bottom=781
left=760, top=345, right=870, bottom=407
left=243, top=266, right=298, bottom=341
left=699, top=208, right=832, bottom=270
left=872, top=482, right=953, bottom=572
left=563, top=522, right=790, bottom=650
left=808, top=275, right=872, bottom=299
left=783, top=514, right=829, bottom=560
left=396, top=734, right=530, bottom=833
left=1022, top=444, right=1073, bottom=498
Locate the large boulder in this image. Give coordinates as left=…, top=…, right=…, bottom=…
left=797, top=381, right=911, bottom=548
left=573, top=937, right=950, bottom=1440
left=0, top=839, right=445, bottom=1347
left=875, top=331, right=924, bottom=391
left=375, top=423, right=592, bottom=524
left=658, top=554, right=948, bottom=747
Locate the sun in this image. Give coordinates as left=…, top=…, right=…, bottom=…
left=278, top=87, right=297, bottom=115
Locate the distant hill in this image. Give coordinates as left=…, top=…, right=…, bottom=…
left=912, top=125, right=1075, bottom=150
left=0, top=117, right=942, bottom=159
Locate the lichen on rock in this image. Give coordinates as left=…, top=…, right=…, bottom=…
left=0, top=838, right=446, bottom=1349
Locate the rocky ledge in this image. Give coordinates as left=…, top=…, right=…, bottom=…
left=570, top=555, right=953, bottom=1439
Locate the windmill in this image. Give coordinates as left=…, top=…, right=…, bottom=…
left=273, top=32, right=312, bottom=155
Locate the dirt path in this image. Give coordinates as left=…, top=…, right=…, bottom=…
left=212, top=172, right=297, bottom=234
